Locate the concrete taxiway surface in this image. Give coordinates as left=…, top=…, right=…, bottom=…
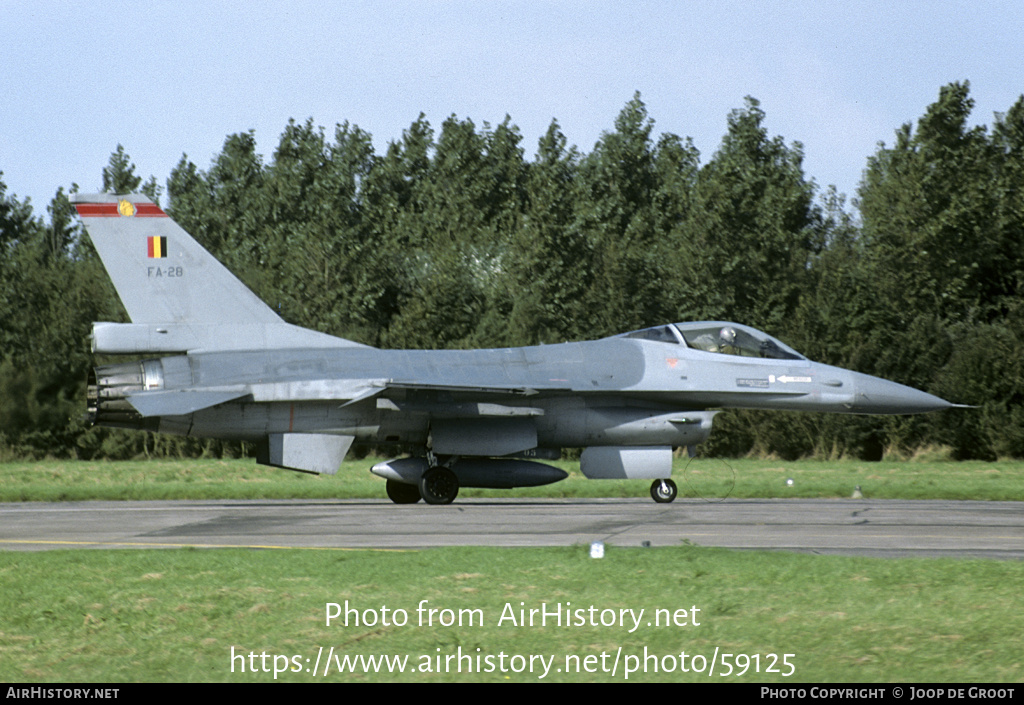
left=2, top=498, right=1022, bottom=559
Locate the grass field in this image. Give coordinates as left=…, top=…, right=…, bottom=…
left=1, top=457, right=1022, bottom=683
left=1, top=545, right=1023, bottom=683
left=2, top=456, right=1024, bottom=502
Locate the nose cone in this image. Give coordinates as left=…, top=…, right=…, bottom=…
left=852, top=373, right=952, bottom=414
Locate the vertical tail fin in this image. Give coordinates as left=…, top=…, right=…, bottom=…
left=72, top=193, right=282, bottom=326
left=73, top=193, right=364, bottom=353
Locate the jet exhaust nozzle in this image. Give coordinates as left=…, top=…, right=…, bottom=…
left=87, top=361, right=162, bottom=431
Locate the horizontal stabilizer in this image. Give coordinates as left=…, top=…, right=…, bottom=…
left=126, top=389, right=250, bottom=417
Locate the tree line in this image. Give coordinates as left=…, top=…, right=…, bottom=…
left=2, top=82, right=1022, bottom=461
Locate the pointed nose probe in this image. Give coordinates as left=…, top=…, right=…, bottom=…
left=851, top=373, right=953, bottom=414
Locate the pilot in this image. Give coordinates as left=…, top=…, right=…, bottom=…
left=690, top=327, right=739, bottom=354
left=719, top=327, right=738, bottom=355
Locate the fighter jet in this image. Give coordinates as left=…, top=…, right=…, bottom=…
left=73, top=193, right=955, bottom=504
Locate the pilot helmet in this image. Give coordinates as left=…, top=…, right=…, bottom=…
left=719, top=327, right=737, bottom=345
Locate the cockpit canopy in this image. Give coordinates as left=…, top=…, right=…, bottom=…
left=619, top=322, right=805, bottom=361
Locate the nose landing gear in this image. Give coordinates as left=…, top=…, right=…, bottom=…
left=650, top=478, right=678, bottom=503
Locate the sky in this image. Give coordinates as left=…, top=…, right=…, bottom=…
left=2, top=1, right=1022, bottom=219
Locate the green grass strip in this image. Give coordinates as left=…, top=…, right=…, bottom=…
left=2, top=457, right=1023, bottom=502
left=1, top=546, right=1022, bottom=682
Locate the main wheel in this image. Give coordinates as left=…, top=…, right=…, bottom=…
left=650, top=478, right=678, bottom=503
left=386, top=479, right=422, bottom=504
left=419, top=466, right=459, bottom=505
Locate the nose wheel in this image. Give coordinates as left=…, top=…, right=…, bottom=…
left=650, top=478, right=678, bottom=503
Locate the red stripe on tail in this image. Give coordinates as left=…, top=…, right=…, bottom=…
left=73, top=202, right=167, bottom=217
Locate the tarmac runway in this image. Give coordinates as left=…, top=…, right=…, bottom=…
left=2, top=498, right=1023, bottom=559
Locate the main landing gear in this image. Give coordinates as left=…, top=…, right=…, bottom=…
left=650, top=478, right=678, bottom=503
left=381, top=453, right=461, bottom=505
left=385, top=479, right=423, bottom=504
left=419, top=465, right=460, bottom=505
left=385, top=468, right=461, bottom=505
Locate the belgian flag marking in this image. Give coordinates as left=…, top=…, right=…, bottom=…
left=147, top=236, right=167, bottom=258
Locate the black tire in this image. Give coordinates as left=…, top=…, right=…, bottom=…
left=386, top=479, right=422, bottom=504
left=650, top=478, right=678, bottom=503
left=419, top=466, right=459, bottom=505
